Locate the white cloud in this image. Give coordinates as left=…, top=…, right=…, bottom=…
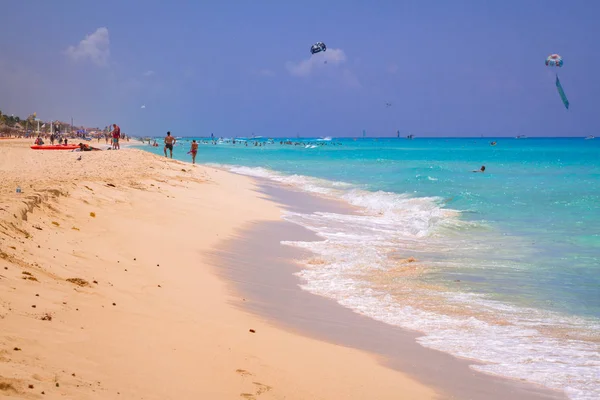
left=141, top=105, right=146, bottom=109
left=286, top=48, right=347, bottom=77
left=143, top=70, right=155, bottom=77
left=65, top=27, right=110, bottom=67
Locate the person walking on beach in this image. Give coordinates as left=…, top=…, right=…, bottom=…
left=110, top=124, right=121, bottom=150
left=189, top=139, right=198, bottom=164
left=164, top=131, right=176, bottom=158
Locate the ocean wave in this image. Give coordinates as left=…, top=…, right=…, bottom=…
left=225, top=163, right=600, bottom=400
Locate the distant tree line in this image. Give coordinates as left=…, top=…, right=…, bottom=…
left=0, top=109, right=99, bottom=133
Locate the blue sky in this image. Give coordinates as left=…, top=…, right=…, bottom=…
left=0, top=0, right=598, bottom=137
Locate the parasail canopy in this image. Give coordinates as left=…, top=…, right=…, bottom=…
left=545, top=54, right=563, bottom=67
left=310, top=42, right=327, bottom=55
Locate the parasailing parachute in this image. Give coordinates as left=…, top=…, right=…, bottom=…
left=545, top=53, right=569, bottom=109
left=545, top=54, right=563, bottom=67
left=310, top=42, right=327, bottom=55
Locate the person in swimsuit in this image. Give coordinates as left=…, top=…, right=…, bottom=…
left=111, top=124, right=121, bottom=150
left=472, top=165, right=486, bottom=173
left=164, top=131, right=176, bottom=158
left=190, top=139, right=198, bottom=164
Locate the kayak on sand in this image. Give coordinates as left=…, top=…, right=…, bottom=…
left=31, top=145, right=80, bottom=150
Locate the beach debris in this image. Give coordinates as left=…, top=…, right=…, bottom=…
left=72, top=227, right=80, bottom=231
left=66, top=278, right=90, bottom=287
left=93, top=280, right=98, bottom=284
left=28, top=384, right=34, bottom=389
left=31, top=305, right=36, bottom=308
left=22, top=271, right=32, bottom=276
left=41, top=313, right=52, bottom=321
left=51, top=221, right=60, bottom=227
left=55, top=383, right=59, bottom=387
left=112, top=303, right=116, bottom=306
left=35, top=294, right=39, bottom=296
left=249, top=329, right=256, bottom=333
left=84, top=186, right=94, bottom=191
left=106, top=183, right=116, bottom=188
left=158, top=285, right=161, bottom=288
left=13, top=347, right=21, bottom=351
left=89, top=212, right=96, bottom=218
left=33, top=225, right=43, bottom=230
left=133, top=258, right=136, bottom=261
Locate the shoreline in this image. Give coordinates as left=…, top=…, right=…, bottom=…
left=210, top=179, right=568, bottom=400
left=0, top=140, right=436, bottom=399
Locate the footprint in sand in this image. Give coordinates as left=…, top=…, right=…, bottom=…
left=252, top=382, right=273, bottom=395
left=240, top=394, right=255, bottom=399
left=235, top=369, right=253, bottom=377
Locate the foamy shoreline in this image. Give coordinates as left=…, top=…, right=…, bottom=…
left=0, top=139, right=435, bottom=399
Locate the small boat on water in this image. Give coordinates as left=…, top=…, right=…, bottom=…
left=584, top=135, right=595, bottom=140
left=515, top=135, right=527, bottom=139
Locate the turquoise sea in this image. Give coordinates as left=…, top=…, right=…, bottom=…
left=138, top=137, right=599, bottom=399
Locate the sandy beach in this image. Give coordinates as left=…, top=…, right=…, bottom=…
left=0, top=139, right=435, bottom=399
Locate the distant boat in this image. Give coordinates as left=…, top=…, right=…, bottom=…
left=585, top=135, right=595, bottom=140
left=516, top=135, right=527, bottom=139
left=406, top=134, right=414, bottom=140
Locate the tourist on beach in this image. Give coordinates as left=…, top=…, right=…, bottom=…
left=189, top=140, right=198, bottom=164
left=164, top=131, right=175, bottom=158
left=110, top=124, right=121, bottom=150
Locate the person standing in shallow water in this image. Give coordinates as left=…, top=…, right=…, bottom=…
left=164, top=131, right=176, bottom=158
left=190, top=139, right=198, bottom=164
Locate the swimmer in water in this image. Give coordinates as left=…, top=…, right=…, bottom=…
left=473, top=165, right=486, bottom=173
